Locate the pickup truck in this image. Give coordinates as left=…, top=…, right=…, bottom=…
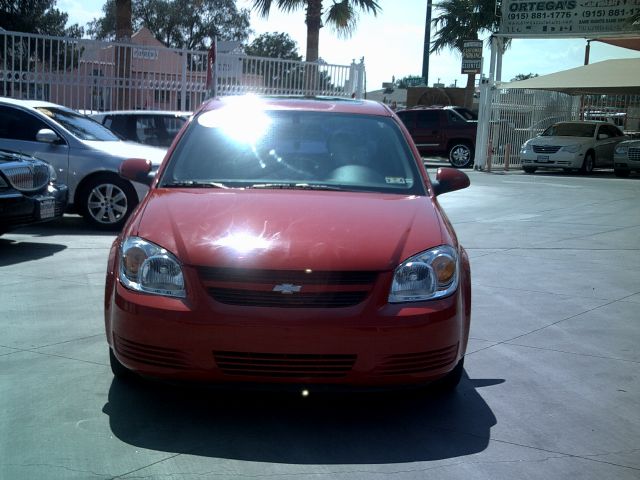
left=396, top=107, right=477, bottom=168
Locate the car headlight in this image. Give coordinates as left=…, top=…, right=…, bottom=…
left=119, top=237, right=186, bottom=298
left=520, top=143, right=530, bottom=154
left=47, top=163, right=57, bottom=183
left=615, top=144, right=629, bottom=155
left=560, top=144, right=580, bottom=153
left=389, top=245, right=459, bottom=303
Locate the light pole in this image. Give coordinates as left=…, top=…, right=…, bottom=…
left=422, top=0, right=433, bottom=86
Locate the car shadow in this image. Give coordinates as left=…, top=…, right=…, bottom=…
left=9, top=214, right=119, bottom=237
left=0, top=238, right=67, bottom=266
left=103, top=373, right=503, bottom=464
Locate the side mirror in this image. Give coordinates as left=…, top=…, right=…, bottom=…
left=36, top=128, right=60, bottom=144
left=119, top=158, right=154, bottom=186
left=431, top=167, right=470, bottom=196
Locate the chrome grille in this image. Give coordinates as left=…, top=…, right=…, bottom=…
left=4, top=164, right=50, bottom=191
left=213, top=350, right=356, bottom=378
left=629, top=147, right=640, bottom=161
left=532, top=145, right=561, bottom=154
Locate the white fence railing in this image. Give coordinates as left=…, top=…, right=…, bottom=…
left=484, top=88, right=640, bottom=169
left=0, top=30, right=365, bottom=113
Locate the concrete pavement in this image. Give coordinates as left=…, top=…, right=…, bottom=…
left=1, top=169, right=638, bottom=479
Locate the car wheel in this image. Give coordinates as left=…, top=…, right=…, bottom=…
left=109, top=348, right=135, bottom=381
left=431, top=357, right=465, bottom=392
left=614, top=169, right=630, bottom=178
left=78, top=175, right=138, bottom=230
left=522, top=166, right=537, bottom=173
left=448, top=143, right=474, bottom=169
left=580, top=152, right=595, bottom=174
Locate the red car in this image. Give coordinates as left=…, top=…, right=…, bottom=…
left=105, top=95, right=471, bottom=392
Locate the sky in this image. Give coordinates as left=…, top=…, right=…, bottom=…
left=58, top=0, right=640, bottom=92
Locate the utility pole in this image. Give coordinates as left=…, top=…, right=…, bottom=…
left=422, top=0, right=433, bottom=86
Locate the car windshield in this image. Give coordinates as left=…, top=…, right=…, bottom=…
left=36, top=107, right=120, bottom=141
left=542, top=123, right=596, bottom=138
left=160, top=107, right=424, bottom=195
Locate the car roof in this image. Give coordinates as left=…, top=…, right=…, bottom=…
left=90, top=110, right=192, bottom=116
left=0, top=96, right=65, bottom=110
left=554, top=120, right=611, bottom=126
left=199, top=96, right=393, bottom=117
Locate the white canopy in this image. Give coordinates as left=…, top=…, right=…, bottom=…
left=498, top=58, right=640, bottom=95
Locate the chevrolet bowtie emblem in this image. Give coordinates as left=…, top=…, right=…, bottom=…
left=273, top=283, right=302, bottom=294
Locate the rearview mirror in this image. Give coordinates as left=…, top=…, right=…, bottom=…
left=36, top=129, right=60, bottom=144
left=119, top=158, right=154, bottom=186
left=431, top=167, right=470, bottom=196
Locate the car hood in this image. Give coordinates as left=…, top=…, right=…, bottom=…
left=81, top=140, right=166, bottom=165
left=528, top=136, right=592, bottom=147
left=134, top=189, right=446, bottom=271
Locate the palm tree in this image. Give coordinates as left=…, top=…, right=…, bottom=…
left=251, top=0, right=381, bottom=62
left=431, top=0, right=504, bottom=108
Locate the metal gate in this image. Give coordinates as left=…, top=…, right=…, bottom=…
left=0, top=30, right=365, bottom=113
left=483, top=87, right=640, bottom=170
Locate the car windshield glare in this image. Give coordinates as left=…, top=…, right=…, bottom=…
left=542, top=123, right=596, bottom=138
left=160, top=109, right=423, bottom=195
left=36, top=107, right=120, bottom=141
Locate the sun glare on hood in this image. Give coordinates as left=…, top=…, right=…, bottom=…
left=213, top=230, right=276, bottom=255
left=198, top=95, right=272, bottom=145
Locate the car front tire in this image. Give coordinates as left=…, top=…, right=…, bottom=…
left=614, top=168, right=630, bottom=178
left=78, top=175, right=138, bottom=230
left=580, top=152, right=595, bottom=175
left=522, top=166, right=537, bottom=174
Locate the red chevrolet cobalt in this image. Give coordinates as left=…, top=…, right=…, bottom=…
left=105, top=95, right=471, bottom=392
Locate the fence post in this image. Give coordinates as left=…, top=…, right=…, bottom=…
left=355, top=57, right=365, bottom=99
left=504, top=143, right=511, bottom=171
left=181, top=48, right=187, bottom=111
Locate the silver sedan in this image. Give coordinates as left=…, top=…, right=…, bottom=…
left=0, top=97, right=166, bottom=229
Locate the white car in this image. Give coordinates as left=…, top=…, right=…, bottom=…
left=613, top=139, right=640, bottom=177
left=520, top=121, right=627, bottom=174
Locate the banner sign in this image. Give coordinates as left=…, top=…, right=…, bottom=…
left=500, top=0, right=640, bottom=37
left=461, top=40, right=483, bottom=74
left=132, top=47, right=158, bottom=61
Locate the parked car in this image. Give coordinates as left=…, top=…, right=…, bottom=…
left=613, top=139, right=640, bottom=177
left=396, top=106, right=477, bottom=168
left=520, top=121, right=627, bottom=174
left=105, top=96, right=472, bottom=392
left=0, top=98, right=166, bottom=229
left=0, top=149, right=68, bottom=235
left=90, top=110, right=191, bottom=147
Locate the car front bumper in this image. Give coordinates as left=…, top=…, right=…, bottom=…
left=0, top=184, right=68, bottom=232
left=520, top=151, right=583, bottom=169
left=614, top=153, right=640, bottom=171
left=105, top=267, right=471, bottom=388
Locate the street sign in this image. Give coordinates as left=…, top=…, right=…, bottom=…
left=461, top=40, right=483, bottom=74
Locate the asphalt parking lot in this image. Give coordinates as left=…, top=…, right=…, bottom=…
left=1, top=168, right=639, bottom=479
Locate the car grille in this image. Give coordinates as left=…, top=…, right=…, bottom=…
left=114, top=335, right=190, bottom=369
left=3, top=165, right=50, bottom=192
left=198, top=267, right=377, bottom=308
left=213, top=350, right=357, bottom=378
left=629, top=147, right=640, bottom=161
left=374, top=344, right=458, bottom=376
left=532, top=145, right=561, bottom=154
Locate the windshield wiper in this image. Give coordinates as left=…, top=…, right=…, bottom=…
left=247, top=183, right=343, bottom=191
left=163, top=180, right=229, bottom=189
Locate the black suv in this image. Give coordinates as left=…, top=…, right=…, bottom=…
left=0, top=149, right=68, bottom=235
left=396, top=107, right=477, bottom=168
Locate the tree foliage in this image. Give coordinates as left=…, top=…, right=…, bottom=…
left=244, top=32, right=302, bottom=60
left=0, top=0, right=84, bottom=36
left=511, top=73, right=538, bottom=81
left=251, top=0, right=381, bottom=62
left=88, top=0, right=251, bottom=50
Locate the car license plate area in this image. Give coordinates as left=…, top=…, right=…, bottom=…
left=536, top=155, right=550, bottom=163
left=38, top=198, right=55, bottom=219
